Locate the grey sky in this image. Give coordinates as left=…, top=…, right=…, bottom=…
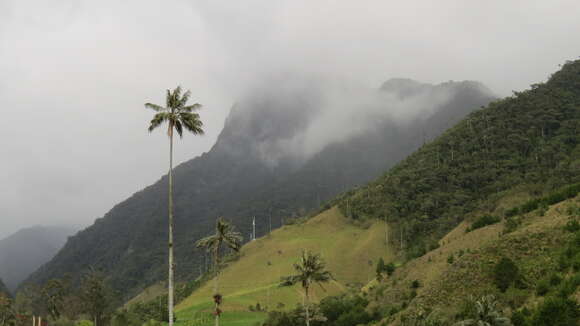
left=1, top=0, right=579, bottom=238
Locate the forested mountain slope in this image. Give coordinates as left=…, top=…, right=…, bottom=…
left=23, top=78, right=494, bottom=298
left=337, top=59, right=580, bottom=258
left=0, top=226, right=76, bottom=292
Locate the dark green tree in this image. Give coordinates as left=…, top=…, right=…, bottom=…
left=80, top=270, right=114, bottom=326
left=0, top=294, right=15, bottom=326
left=41, top=278, right=67, bottom=320
left=376, top=258, right=386, bottom=280
left=494, top=258, right=519, bottom=292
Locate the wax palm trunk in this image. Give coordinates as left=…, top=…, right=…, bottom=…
left=168, top=128, right=175, bottom=325
left=145, top=86, right=204, bottom=326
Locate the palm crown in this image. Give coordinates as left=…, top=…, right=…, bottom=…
left=196, top=218, right=243, bottom=266
left=281, top=250, right=333, bottom=290
left=146, top=86, right=204, bottom=137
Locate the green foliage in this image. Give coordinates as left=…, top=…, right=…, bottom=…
left=504, top=216, right=521, bottom=233
left=564, top=218, right=580, bottom=232
left=79, top=270, right=115, bottom=326
left=376, top=258, right=386, bottom=280
left=530, top=297, right=578, bottom=326
left=319, top=294, right=377, bottom=326
left=511, top=309, right=531, bottom=326
left=128, top=296, right=169, bottom=323
left=411, top=280, right=421, bottom=289
left=0, top=294, right=15, bottom=326
left=42, top=278, right=68, bottom=320
left=467, top=215, right=501, bottom=232
left=558, top=231, right=580, bottom=271
left=506, top=183, right=580, bottom=218
left=385, top=262, right=396, bottom=276
left=493, top=258, right=520, bottom=292
left=535, top=279, right=550, bottom=296
left=75, top=321, right=94, bottom=326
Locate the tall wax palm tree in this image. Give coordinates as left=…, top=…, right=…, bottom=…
left=196, top=218, right=243, bottom=326
left=146, top=86, right=204, bottom=326
left=280, top=250, right=333, bottom=326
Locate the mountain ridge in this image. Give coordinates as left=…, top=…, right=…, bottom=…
left=0, top=225, right=77, bottom=292
left=21, top=78, right=494, bottom=298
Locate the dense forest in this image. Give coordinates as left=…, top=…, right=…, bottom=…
left=336, top=59, right=580, bottom=258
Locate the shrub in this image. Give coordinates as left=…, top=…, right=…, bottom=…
left=531, top=297, right=579, bottom=326
left=536, top=279, right=550, bottom=296
left=75, top=321, right=94, bottom=326
left=572, top=253, right=580, bottom=272
left=385, top=263, right=396, bottom=276
left=494, top=257, right=519, bottom=292
left=511, top=310, right=530, bottom=326
left=549, top=274, right=562, bottom=286
left=504, top=216, right=521, bottom=233
left=467, top=215, right=501, bottom=232
left=564, top=219, right=580, bottom=232
left=411, top=280, right=421, bottom=289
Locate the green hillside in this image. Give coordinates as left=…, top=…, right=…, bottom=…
left=132, top=60, right=580, bottom=326
left=336, top=59, right=580, bottom=259
left=174, top=207, right=391, bottom=322
left=366, top=192, right=580, bottom=325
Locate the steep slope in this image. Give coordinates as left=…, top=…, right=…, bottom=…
left=174, top=208, right=391, bottom=318
left=0, top=225, right=76, bottom=292
left=366, top=192, right=580, bottom=325
left=337, top=59, right=580, bottom=258
left=23, top=79, right=494, bottom=298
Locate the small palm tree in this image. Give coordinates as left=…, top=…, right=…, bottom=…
left=196, top=218, right=243, bottom=326
left=146, top=86, right=204, bottom=326
left=280, top=250, right=333, bottom=326
left=453, top=295, right=511, bottom=326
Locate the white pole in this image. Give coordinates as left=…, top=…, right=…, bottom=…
left=252, top=216, right=256, bottom=241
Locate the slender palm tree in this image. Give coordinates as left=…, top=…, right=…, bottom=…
left=146, top=86, right=204, bottom=326
left=196, top=218, right=243, bottom=326
left=280, top=250, right=333, bottom=326
left=453, top=295, right=512, bottom=326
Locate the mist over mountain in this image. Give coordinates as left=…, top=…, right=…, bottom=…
left=0, top=225, right=77, bottom=292
left=22, top=77, right=494, bottom=298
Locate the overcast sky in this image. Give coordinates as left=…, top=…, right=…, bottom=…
left=1, top=0, right=579, bottom=238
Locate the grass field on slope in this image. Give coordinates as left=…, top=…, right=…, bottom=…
left=176, top=207, right=392, bottom=320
